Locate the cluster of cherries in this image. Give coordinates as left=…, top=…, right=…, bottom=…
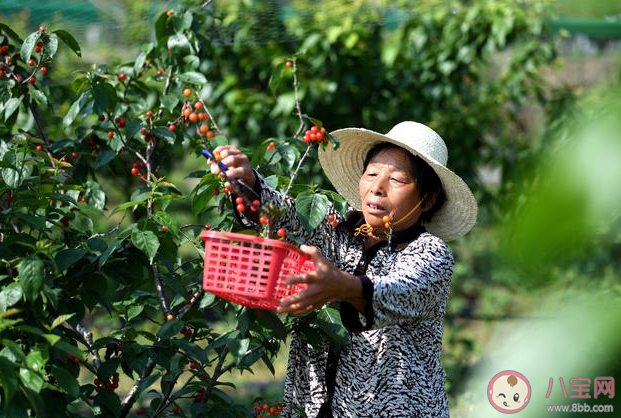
left=94, top=372, right=120, bottom=392
left=302, top=125, right=326, bottom=143
left=0, top=26, right=49, bottom=85
left=180, top=88, right=215, bottom=138
left=131, top=161, right=147, bottom=181
left=254, top=402, right=283, bottom=416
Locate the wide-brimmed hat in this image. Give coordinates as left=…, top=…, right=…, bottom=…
left=318, top=121, right=478, bottom=241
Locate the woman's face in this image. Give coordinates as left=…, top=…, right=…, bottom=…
left=358, top=147, right=422, bottom=232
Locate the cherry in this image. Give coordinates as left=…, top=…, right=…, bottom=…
left=166, top=10, right=174, bottom=17
left=260, top=216, right=269, bottom=225
left=107, top=130, right=114, bottom=139
left=160, top=225, right=169, bottom=233
left=206, top=130, right=214, bottom=139
left=331, top=220, right=338, bottom=228
left=188, top=113, right=197, bottom=123
left=189, top=361, right=198, bottom=369
left=235, top=197, right=244, bottom=205
left=213, top=189, right=220, bottom=196
left=252, top=199, right=260, bottom=207
left=40, top=66, right=47, bottom=75
left=266, top=141, right=276, bottom=151
left=171, top=405, right=180, bottom=414
left=285, top=60, right=293, bottom=68
left=183, top=108, right=191, bottom=118
left=39, top=25, right=47, bottom=32
left=98, top=114, right=106, bottom=122
left=117, top=73, right=127, bottom=81
left=183, top=88, right=192, bottom=97
left=255, top=405, right=263, bottom=413
left=328, top=214, right=335, bottom=222
left=140, top=128, right=147, bottom=135
left=145, top=111, right=153, bottom=119
left=199, top=124, right=208, bottom=134
left=28, top=77, right=36, bottom=85
left=168, top=124, right=176, bottom=132
left=194, top=101, right=203, bottom=110
left=136, top=408, right=145, bottom=416
left=71, top=152, right=79, bottom=160
left=277, top=228, right=286, bottom=238
left=36, top=145, right=43, bottom=151
left=236, top=204, right=245, bottom=212
left=204, top=224, right=211, bottom=230
left=157, top=69, right=163, bottom=76
left=166, top=313, right=174, bottom=321
left=34, top=45, right=42, bottom=54
left=28, top=59, right=35, bottom=67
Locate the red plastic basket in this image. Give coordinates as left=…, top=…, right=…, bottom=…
left=200, top=230, right=315, bottom=310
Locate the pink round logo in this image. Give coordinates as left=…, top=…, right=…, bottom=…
left=488, top=370, right=531, bottom=413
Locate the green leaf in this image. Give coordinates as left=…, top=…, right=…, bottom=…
left=153, top=211, right=178, bottom=234
left=167, top=33, right=190, bottom=50
left=53, top=29, right=81, bottom=57
left=178, top=71, right=206, bottom=85
left=111, top=200, right=146, bottom=215
left=18, top=256, right=45, bottom=301
left=20, top=31, right=40, bottom=63
left=172, top=339, right=207, bottom=363
left=50, top=313, right=75, bottom=330
left=0, top=23, right=23, bottom=43
left=131, top=230, right=160, bottom=263
left=158, top=319, right=183, bottom=340
left=268, top=63, right=286, bottom=96
left=25, top=348, right=47, bottom=372
left=95, top=388, right=121, bottom=417
left=255, top=310, right=287, bottom=340
left=199, top=292, right=216, bottom=309
left=94, top=150, right=116, bottom=169
left=53, top=340, right=84, bottom=360
left=0, top=357, right=18, bottom=404
left=85, top=180, right=106, bottom=210
left=55, top=248, right=86, bottom=271
left=174, top=11, right=193, bottom=32
left=49, top=365, right=80, bottom=398
left=19, top=367, right=44, bottom=392
left=295, top=192, right=329, bottom=232
left=152, top=126, right=176, bottom=144
left=44, top=33, right=59, bottom=59
left=92, top=81, right=117, bottom=115
left=63, top=92, right=86, bottom=127
left=4, top=97, right=22, bottom=121
left=30, top=89, right=48, bottom=108
left=127, top=304, right=144, bottom=321
left=0, top=282, right=23, bottom=312
left=160, top=95, right=179, bottom=112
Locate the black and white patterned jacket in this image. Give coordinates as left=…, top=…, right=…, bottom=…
left=237, top=173, right=454, bottom=418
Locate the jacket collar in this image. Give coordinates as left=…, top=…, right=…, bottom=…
left=340, top=210, right=426, bottom=252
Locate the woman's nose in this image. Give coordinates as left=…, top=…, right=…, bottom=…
left=369, top=176, right=387, bottom=195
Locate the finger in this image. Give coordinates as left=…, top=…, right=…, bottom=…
left=299, top=245, right=326, bottom=263
left=283, top=274, right=316, bottom=286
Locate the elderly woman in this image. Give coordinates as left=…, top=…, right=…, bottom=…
left=209, top=122, right=477, bottom=418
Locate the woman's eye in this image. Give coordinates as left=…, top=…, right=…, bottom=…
left=390, top=177, right=404, bottom=183
left=513, top=393, right=519, bottom=402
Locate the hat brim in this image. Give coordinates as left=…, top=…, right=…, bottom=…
left=319, top=127, right=478, bottom=241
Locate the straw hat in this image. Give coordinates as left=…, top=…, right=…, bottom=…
left=318, top=121, right=478, bottom=241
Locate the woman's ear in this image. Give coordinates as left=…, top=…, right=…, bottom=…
left=421, top=193, right=437, bottom=212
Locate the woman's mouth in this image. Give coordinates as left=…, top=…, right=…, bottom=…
left=366, top=202, right=388, bottom=215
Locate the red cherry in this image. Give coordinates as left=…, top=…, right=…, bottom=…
left=39, top=25, right=47, bottom=32
left=235, top=197, right=244, bottom=205
left=36, top=145, right=43, bottom=151
left=117, top=73, right=127, bottom=81
left=40, top=66, right=47, bottom=75
left=71, top=152, right=79, bottom=160
left=194, top=101, right=203, bottom=110
left=145, top=111, right=153, bottom=119
left=189, top=361, right=198, bottom=369
left=107, top=130, right=114, bottom=139
left=168, top=124, right=176, bottom=132
left=166, top=10, right=174, bottom=17
left=183, top=88, right=192, bottom=97
left=157, top=69, right=163, bottom=76
left=236, top=204, right=245, bottom=212
left=160, top=225, right=169, bottom=233
left=285, top=60, right=293, bottom=68
left=28, top=77, right=36, bottom=85
left=252, top=199, right=260, bottom=207
left=213, top=189, right=220, bottom=196
left=260, top=216, right=269, bottom=225
left=98, top=114, right=106, bottom=122
left=140, top=128, right=147, bottom=135
left=28, top=59, right=36, bottom=67
left=277, top=228, right=286, bottom=238
left=206, top=130, right=214, bottom=139
left=204, top=224, right=211, bottom=230
left=136, top=408, right=145, bottom=416
left=171, top=405, right=180, bottom=414
left=34, top=45, right=42, bottom=54
left=255, top=405, right=263, bottom=413
left=328, top=214, right=335, bottom=222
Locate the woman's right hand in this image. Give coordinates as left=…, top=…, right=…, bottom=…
left=209, top=145, right=256, bottom=196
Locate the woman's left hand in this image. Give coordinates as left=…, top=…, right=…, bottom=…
left=277, top=245, right=347, bottom=316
